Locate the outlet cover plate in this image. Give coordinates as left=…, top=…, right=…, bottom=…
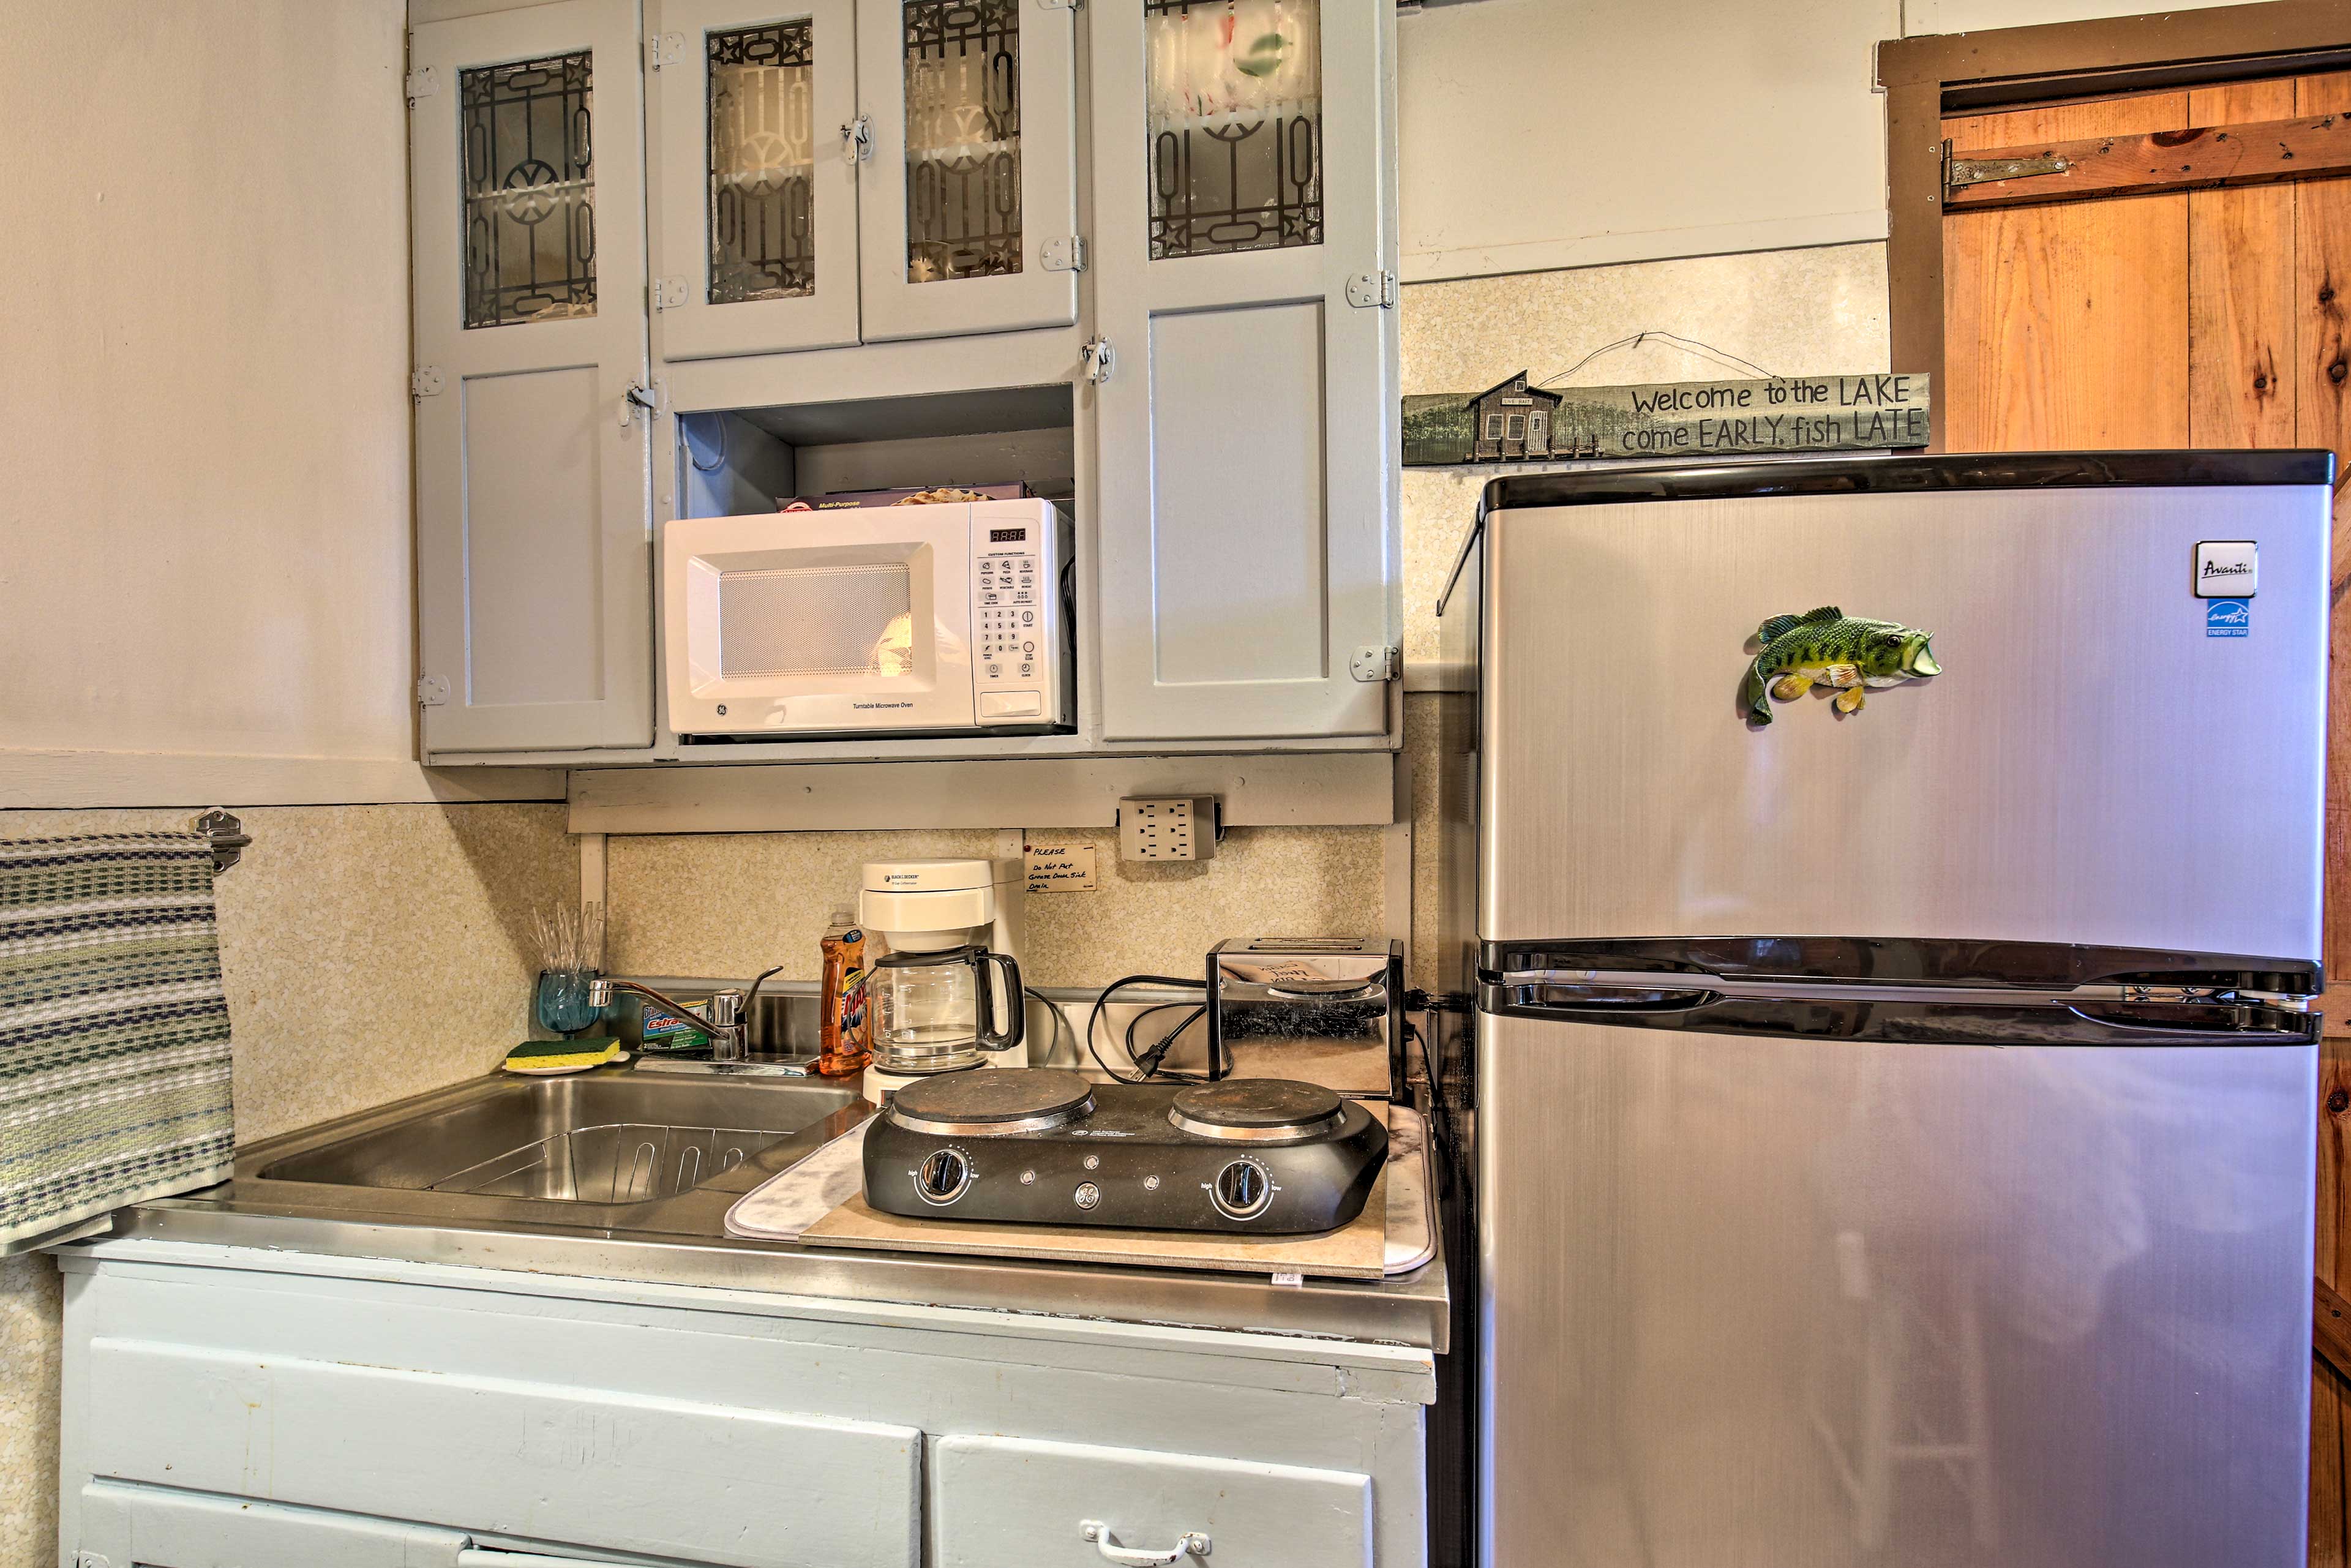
left=1119, top=796, right=1219, bottom=861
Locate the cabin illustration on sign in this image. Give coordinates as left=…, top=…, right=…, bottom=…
left=1468, top=370, right=1565, bottom=460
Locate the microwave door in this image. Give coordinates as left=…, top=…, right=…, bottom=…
left=664, top=510, right=976, bottom=734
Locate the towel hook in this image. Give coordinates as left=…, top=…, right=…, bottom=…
left=193, top=809, right=250, bottom=874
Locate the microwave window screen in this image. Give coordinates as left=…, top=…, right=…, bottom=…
left=718, top=561, right=915, bottom=677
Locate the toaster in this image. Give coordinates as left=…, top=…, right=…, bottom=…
left=1206, top=937, right=1404, bottom=1100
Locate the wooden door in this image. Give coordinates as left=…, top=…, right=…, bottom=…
left=1941, top=72, right=2351, bottom=1566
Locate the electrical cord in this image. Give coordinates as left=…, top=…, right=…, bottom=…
left=1127, top=1003, right=1208, bottom=1079
left=1087, top=973, right=1209, bottom=1083
left=1022, top=986, right=1073, bottom=1068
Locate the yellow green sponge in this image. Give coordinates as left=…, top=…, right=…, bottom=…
left=503, top=1038, right=620, bottom=1072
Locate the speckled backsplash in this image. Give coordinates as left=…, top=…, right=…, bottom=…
left=607, top=822, right=1392, bottom=991
left=0, top=802, right=574, bottom=1568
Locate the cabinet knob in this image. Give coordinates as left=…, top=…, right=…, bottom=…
left=1079, top=1520, right=1211, bottom=1565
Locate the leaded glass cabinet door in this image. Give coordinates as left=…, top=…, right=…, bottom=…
left=410, top=0, right=654, bottom=754
left=1090, top=0, right=1400, bottom=741
left=651, top=0, right=861, bottom=359
left=853, top=0, right=1079, bottom=342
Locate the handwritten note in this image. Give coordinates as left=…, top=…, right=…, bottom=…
left=1024, top=842, right=1098, bottom=893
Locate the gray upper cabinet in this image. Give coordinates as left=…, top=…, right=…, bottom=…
left=648, top=0, right=1079, bottom=362
left=650, top=0, right=864, bottom=359
left=1089, top=0, right=1401, bottom=742
left=853, top=0, right=1080, bottom=343
left=410, top=0, right=656, bottom=753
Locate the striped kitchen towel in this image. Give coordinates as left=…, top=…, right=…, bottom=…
left=0, top=833, right=234, bottom=1248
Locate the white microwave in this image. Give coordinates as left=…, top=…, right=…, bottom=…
left=663, top=498, right=1072, bottom=737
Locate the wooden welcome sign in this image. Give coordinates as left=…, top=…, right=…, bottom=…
left=1403, top=372, right=1932, bottom=466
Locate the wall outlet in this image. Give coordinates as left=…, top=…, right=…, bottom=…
left=1118, top=796, right=1219, bottom=862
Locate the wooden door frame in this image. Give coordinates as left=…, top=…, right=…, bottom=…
left=1878, top=0, right=2351, bottom=446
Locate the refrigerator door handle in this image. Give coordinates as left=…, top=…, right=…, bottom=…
left=1493, top=967, right=2314, bottom=1011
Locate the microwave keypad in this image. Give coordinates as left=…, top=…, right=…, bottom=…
left=977, top=552, right=1040, bottom=681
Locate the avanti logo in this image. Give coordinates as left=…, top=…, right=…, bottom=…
left=2206, top=598, right=2251, bottom=638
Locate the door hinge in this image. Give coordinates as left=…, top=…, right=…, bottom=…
left=1041, top=235, right=1087, bottom=273
left=646, top=31, right=685, bottom=69
left=1349, top=645, right=1401, bottom=683
left=653, top=276, right=689, bottom=310
left=405, top=66, right=439, bottom=103
left=416, top=675, right=450, bottom=708
left=1942, top=137, right=2071, bottom=194
left=1081, top=337, right=1115, bottom=385
left=1346, top=271, right=1398, bottom=309
left=842, top=115, right=875, bottom=162
left=411, top=365, right=446, bottom=398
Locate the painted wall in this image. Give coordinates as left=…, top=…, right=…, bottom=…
left=0, top=1, right=558, bottom=809
left=0, top=803, right=575, bottom=1568
left=1397, top=0, right=2253, bottom=283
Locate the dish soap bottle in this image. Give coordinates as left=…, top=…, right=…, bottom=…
left=817, top=908, right=872, bottom=1078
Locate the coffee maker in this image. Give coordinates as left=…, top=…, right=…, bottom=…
left=857, top=857, right=1027, bottom=1103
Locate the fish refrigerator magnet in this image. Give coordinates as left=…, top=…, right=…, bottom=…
left=1742, top=606, right=1941, bottom=723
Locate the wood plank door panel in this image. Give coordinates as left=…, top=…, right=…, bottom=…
left=1942, top=94, right=2191, bottom=452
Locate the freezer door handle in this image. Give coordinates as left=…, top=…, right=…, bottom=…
left=1492, top=967, right=2312, bottom=1010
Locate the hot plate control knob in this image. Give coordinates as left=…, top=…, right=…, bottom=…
left=916, top=1147, right=972, bottom=1205
left=1211, top=1158, right=1273, bottom=1221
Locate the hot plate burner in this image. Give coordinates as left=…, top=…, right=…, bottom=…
left=1168, top=1079, right=1346, bottom=1142
left=887, top=1067, right=1095, bottom=1135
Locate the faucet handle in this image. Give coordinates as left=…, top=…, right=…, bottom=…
left=587, top=977, right=615, bottom=1007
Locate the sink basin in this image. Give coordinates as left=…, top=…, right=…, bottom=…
left=249, top=1071, right=863, bottom=1227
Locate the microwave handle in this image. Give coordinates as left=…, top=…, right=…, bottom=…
left=976, top=951, right=1026, bottom=1052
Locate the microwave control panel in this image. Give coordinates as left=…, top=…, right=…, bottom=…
left=970, top=506, right=1067, bottom=726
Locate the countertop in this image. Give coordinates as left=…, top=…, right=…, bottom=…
left=72, top=1064, right=1451, bottom=1354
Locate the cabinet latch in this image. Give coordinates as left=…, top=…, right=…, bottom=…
left=645, top=31, right=684, bottom=69
left=1081, top=337, right=1115, bottom=386
left=1346, top=271, right=1398, bottom=309
left=842, top=116, right=875, bottom=162
left=653, top=276, right=689, bottom=310
left=1036, top=0, right=1083, bottom=10
left=1349, top=644, right=1401, bottom=683
left=1041, top=235, right=1087, bottom=274
left=416, top=675, right=450, bottom=708
left=619, top=383, right=659, bottom=427
left=411, top=366, right=446, bottom=398
left=404, top=66, right=438, bottom=103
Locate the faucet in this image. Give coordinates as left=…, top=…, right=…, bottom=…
left=588, top=978, right=747, bottom=1062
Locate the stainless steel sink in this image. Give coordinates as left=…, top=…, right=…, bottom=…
left=238, top=1068, right=866, bottom=1232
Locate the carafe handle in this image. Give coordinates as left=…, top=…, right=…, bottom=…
left=976, top=951, right=1026, bottom=1052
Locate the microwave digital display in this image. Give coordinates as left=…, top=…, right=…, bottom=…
left=989, top=527, right=1027, bottom=543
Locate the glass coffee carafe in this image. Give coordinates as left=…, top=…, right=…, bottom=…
left=870, top=945, right=1024, bottom=1076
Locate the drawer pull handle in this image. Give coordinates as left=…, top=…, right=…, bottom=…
left=1080, top=1520, right=1212, bottom=1564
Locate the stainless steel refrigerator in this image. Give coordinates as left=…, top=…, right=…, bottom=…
left=1435, top=452, right=2330, bottom=1568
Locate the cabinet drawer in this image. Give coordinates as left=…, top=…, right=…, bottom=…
left=88, top=1340, right=921, bottom=1568
left=932, top=1435, right=1371, bottom=1567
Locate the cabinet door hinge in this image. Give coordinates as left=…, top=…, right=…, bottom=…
left=1037, top=0, right=1082, bottom=10
left=416, top=675, right=450, bottom=708
left=1081, top=337, right=1115, bottom=385
left=405, top=66, right=439, bottom=103
left=1349, top=645, right=1401, bottom=683
left=654, top=276, right=689, bottom=310
left=646, top=31, right=684, bottom=69
left=411, top=366, right=446, bottom=398
left=1346, top=271, right=1398, bottom=309
left=1041, top=235, right=1087, bottom=273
